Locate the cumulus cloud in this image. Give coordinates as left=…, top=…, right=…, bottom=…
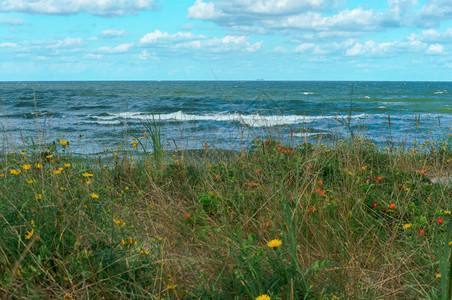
left=426, top=43, right=446, bottom=54
left=99, top=29, right=125, bottom=38
left=0, top=0, right=159, bottom=16
left=96, top=43, right=134, bottom=54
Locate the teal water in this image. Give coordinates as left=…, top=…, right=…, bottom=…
left=0, top=81, right=450, bottom=153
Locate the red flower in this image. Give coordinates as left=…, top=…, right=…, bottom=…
left=319, top=190, right=326, bottom=195
left=251, top=182, right=258, bottom=188
left=264, top=222, right=270, bottom=227
left=308, top=206, right=315, bottom=212
left=317, top=180, right=323, bottom=185
left=389, top=203, right=395, bottom=210
left=428, top=199, right=433, bottom=204
left=256, top=169, right=260, bottom=173
left=382, top=209, right=387, bottom=213
left=372, top=203, right=378, bottom=208
left=266, top=139, right=270, bottom=144
left=376, top=176, right=382, bottom=182
left=437, top=218, right=443, bottom=225
left=418, top=229, right=425, bottom=235
left=185, top=213, right=190, bottom=219
left=215, top=174, right=220, bottom=179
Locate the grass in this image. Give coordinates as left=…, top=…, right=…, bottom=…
left=1, top=128, right=452, bottom=299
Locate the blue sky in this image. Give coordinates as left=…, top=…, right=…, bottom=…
left=0, top=0, right=451, bottom=81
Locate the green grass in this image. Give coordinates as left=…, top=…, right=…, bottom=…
left=1, top=132, right=452, bottom=299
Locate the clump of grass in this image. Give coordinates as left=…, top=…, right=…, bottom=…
left=0, top=127, right=452, bottom=299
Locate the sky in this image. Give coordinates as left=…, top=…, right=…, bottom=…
left=0, top=0, right=451, bottom=81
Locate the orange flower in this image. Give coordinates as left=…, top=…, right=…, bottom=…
left=389, top=203, right=395, bottom=210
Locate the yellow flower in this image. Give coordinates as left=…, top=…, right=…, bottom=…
left=449, top=241, right=452, bottom=246
left=445, top=210, right=451, bottom=215
left=53, top=170, right=61, bottom=175
left=25, top=229, right=34, bottom=240
left=46, top=155, right=53, bottom=159
left=82, top=173, right=93, bottom=177
left=10, top=169, right=21, bottom=175
left=91, top=193, right=99, bottom=199
left=113, top=218, right=126, bottom=226
left=22, top=164, right=31, bottom=170
left=59, top=140, right=69, bottom=146
left=64, top=163, right=71, bottom=168
left=266, top=239, right=282, bottom=248
left=26, top=179, right=36, bottom=184
left=403, top=223, right=411, bottom=229
left=436, top=273, right=441, bottom=278
left=35, top=163, right=42, bottom=169
left=36, top=194, right=42, bottom=200
left=85, top=180, right=91, bottom=185
left=255, top=295, right=271, bottom=300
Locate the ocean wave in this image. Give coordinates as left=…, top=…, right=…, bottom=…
left=91, top=111, right=369, bottom=127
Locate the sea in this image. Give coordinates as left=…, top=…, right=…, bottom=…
left=0, top=81, right=451, bottom=154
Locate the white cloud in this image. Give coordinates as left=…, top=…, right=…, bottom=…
left=0, top=42, right=18, bottom=48
left=187, top=0, right=224, bottom=20
left=139, top=30, right=201, bottom=45
left=87, top=53, right=103, bottom=59
left=2, top=18, right=24, bottom=25
left=47, top=37, right=84, bottom=48
left=426, top=43, right=446, bottom=54
left=0, top=0, right=159, bottom=16
left=99, top=29, right=125, bottom=38
left=295, top=43, right=315, bottom=53
left=96, top=43, right=134, bottom=54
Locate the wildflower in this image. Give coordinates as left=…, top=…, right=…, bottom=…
left=138, top=248, right=150, bottom=255
left=308, top=206, right=316, bottom=212
left=418, top=229, right=425, bottom=235
left=264, top=222, right=270, bottom=227
left=36, top=194, right=42, bottom=200
left=376, top=176, right=382, bottom=182
left=215, top=174, right=220, bottom=179
left=22, top=164, right=31, bottom=170
left=85, top=180, right=90, bottom=185
left=445, top=210, right=451, bottom=215
left=25, top=229, right=34, bottom=240
left=361, top=166, right=366, bottom=171
left=185, top=213, right=190, bottom=219
left=382, top=209, right=387, bottom=213
left=403, top=223, right=411, bottom=229
left=436, top=273, right=441, bottom=278
left=166, top=285, right=176, bottom=290
left=389, top=203, right=396, bottom=210
left=113, top=218, right=126, bottom=226
left=53, top=170, right=61, bottom=175
left=91, top=193, right=99, bottom=199
left=267, top=239, right=282, bottom=248
left=428, top=199, right=433, bottom=204
left=59, top=140, right=69, bottom=146
left=437, top=218, right=443, bottom=225
left=449, top=241, right=452, bottom=246
left=256, top=295, right=271, bottom=300
left=256, top=169, right=260, bottom=173
left=372, top=203, right=378, bottom=208
left=64, top=163, right=70, bottom=168
left=317, top=180, right=323, bottom=185
left=266, top=139, right=270, bottom=144
left=366, top=179, right=370, bottom=184
left=26, top=179, right=35, bottom=184
left=82, top=173, right=93, bottom=177
left=46, top=155, right=53, bottom=159
left=35, top=163, right=42, bottom=169
left=10, top=169, right=21, bottom=175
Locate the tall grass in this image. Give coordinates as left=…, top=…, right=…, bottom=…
left=0, top=120, right=452, bottom=299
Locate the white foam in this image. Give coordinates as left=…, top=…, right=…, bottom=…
left=292, top=132, right=323, bottom=138
left=92, top=111, right=369, bottom=127
left=363, top=96, right=370, bottom=99
left=301, top=92, right=314, bottom=95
